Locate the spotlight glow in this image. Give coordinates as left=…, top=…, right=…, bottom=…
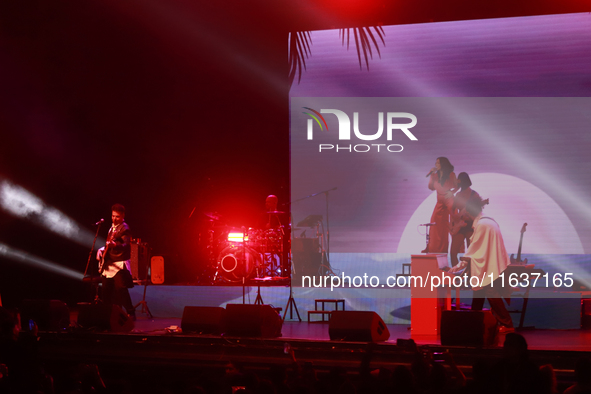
left=0, top=242, right=83, bottom=280
left=0, top=181, right=44, bottom=217
left=0, top=180, right=99, bottom=247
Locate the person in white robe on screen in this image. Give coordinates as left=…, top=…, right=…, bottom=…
left=449, top=193, right=514, bottom=332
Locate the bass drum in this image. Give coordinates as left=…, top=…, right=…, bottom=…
left=217, top=244, right=260, bottom=283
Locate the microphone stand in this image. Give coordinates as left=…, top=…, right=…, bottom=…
left=323, top=188, right=334, bottom=270
left=419, top=223, right=436, bottom=253
left=84, top=221, right=103, bottom=277
left=84, top=221, right=104, bottom=303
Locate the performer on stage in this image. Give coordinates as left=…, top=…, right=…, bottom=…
left=449, top=172, right=480, bottom=267
left=97, top=204, right=135, bottom=319
left=449, top=194, right=514, bottom=332
left=423, top=157, right=457, bottom=253
left=259, top=195, right=283, bottom=229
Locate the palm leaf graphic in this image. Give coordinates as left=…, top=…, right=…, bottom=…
left=341, top=26, right=385, bottom=70
left=288, top=31, right=312, bottom=88
left=289, top=26, right=385, bottom=88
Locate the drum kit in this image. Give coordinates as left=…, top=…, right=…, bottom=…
left=203, top=211, right=289, bottom=284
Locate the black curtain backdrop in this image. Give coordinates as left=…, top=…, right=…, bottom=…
left=0, top=0, right=289, bottom=304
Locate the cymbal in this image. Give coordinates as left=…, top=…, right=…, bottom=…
left=266, top=211, right=286, bottom=214
left=204, top=212, right=223, bottom=221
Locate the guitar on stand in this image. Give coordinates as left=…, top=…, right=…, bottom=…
left=505, top=222, right=545, bottom=329
left=510, top=223, right=528, bottom=265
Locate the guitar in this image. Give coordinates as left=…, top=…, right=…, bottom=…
left=449, top=197, right=489, bottom=236
left=98, top=230, right=114, bottom=274
left=510, top=223, right=528, bottom=265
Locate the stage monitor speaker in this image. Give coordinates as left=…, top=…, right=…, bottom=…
left=181, top=306, right=226, bottom=334
left=328, top=311, right=390, bottom=342
left=77, top=303, right=134, bottom=333
left=151, top=256, right=165, bottom=284
left=20, top=299, right=70, bottom=332
left=440, top=310, right=497, bottom=347
left=224, top=304, right=282, bottom=338
left=130, top=241, right=149, bottom=281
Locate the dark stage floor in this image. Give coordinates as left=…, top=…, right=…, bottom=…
left=29, top=308, right=591, bottom=394
left=127, top=315, right=591, bottom=352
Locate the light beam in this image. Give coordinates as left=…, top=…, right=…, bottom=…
left=0, top=242, right=83, bottom=280
left=0, top=179, right=101, bottom=247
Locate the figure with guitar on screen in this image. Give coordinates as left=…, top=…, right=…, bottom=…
left=97, top=204, right=135, bottom=320
left=449, top=172, right=489, bottom=267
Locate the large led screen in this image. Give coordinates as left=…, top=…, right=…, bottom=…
left=289, top=13, right=591, bottom=323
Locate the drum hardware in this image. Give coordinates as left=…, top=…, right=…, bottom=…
left=208, top=220, right=289, bottom=283
left=284, top=273, right=301, bottom=322
left=244, top=227, right=285, bottom=278
left=280, top=249, right=300, bottom=321
left=259, top=253, right=280, bottom=277
left=254, top=282, right=264, bottom=305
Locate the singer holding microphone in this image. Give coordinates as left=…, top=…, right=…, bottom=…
left=96, top=204, right=135, bottom=320
left=423, top=157, right=457, bottom=253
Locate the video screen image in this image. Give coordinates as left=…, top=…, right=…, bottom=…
left=289, top=13, right=591, bottom=323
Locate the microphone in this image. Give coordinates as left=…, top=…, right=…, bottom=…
left=95, top=218, right=105, bottom=226
left=426, top=169, right=437, bottom=178
left=419, top=222, right=437, bottom=226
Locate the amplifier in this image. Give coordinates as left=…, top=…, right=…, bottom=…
left=130, top=241, right=149, bottom=281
